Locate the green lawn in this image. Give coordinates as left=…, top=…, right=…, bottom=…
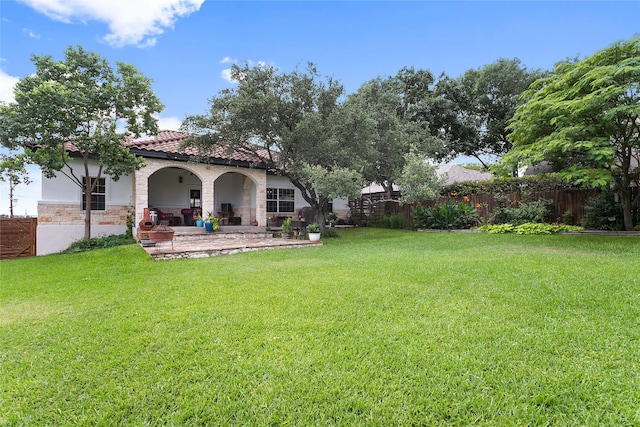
left=1, top=229, right=639, bottom=426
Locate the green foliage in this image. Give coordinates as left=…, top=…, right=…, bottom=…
left=413, top=201, right=479, bottom=229
left=297, top=163, right=363, bottom=201
left=561, top=210, right=575, bottom=226
left=209, top=216, right=220, bottom=231
left=505, top=37, right=640, bottom=230
left=182, top=62, right=366, bottom=225
left=491, top=196, right=552, bottom=225
left=435, top=58, right=546, bottom=167
left=346, top=68, right=445, bottom=193
left=581, top=190, right=623, bottom=230
left=372, top=213, right=409, bottom=229
left=0, top=152, right=31, bottom=186
left=479, top=223, right=584, bottom=234
left=396, top=152, right=444, bottom=204
left=281, top=217, right=292, bottom=232
left=443, top=174, right=589, bottom=196
left=61, top=233, right=135, bottom=253
left=0, top=152, right=32, bottom=216
left=321, top=227, right=340, bottom=238
left=0, top=45, right=163, bottom=239
left=306, top=222, right=321, bottom=233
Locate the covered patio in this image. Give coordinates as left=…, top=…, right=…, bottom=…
left=140, top=225, right=322, bottom=260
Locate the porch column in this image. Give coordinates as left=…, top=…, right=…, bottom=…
left=201, top=174, right=215, bottom=219
left=255, top=175, right=267, bottom=227
left=240, top=177, right=251, bottom=224
left=134, top=168, right=150, bottom=228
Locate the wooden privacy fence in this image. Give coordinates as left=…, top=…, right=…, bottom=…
left=353, top=189, right=602, bottom=225
left=422, top=189, right=601, bottom=224
left=0, top=218, right=37, bottom=260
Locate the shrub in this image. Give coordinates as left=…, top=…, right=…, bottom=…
left=442, top=174, right=591, bottom=196
left=307, top=222, right=321, bottom=233
left=581, top=190, right=623, bottom=230
left=561, top=210, right=575, bottom=225
left=491, top=195, right=552, bottom=225
left=62, top=234, right=136, bottom=253
left=478, top=223, right=584, bottom=235
left=413, top=201, right=479, bottom=230
left=372, top=213, right=409, bottom=229
left=321, top=227, right=340, bottom=238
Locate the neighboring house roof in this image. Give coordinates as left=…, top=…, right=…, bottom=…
left=361, top=164, right=491, bottom=195
left=124, top=130, right=269, bottom=168
left=436, top=164, right=492, bottom=185
left=362, top=183, right=400, bottom=194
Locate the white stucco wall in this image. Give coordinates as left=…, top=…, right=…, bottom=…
left=265, top=175, right=350, bottom=219
left=37, top=159, right=133, bottom=255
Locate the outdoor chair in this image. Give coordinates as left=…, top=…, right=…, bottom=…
left=181, top=208, right=194, bottom=226
left=156, top=209, right=175, bottom=225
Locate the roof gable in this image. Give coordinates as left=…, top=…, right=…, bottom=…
left=436, top=164, right=492, bottom=185
left=124, top=130, right=268, bottom=167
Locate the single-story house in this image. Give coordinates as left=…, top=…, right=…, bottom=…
left=360, top=164, right=492, bottom=200
left=36, top=130, right=349, bottom=255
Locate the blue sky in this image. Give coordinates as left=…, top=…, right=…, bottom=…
left=1, top=0, right=638, bottom=216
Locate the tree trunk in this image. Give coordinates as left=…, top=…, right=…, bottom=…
left=84, top=183, right=92, bottom=239
left=9, top=182, right=14, bottom=218
left=619, top=185, right=634, bottom=231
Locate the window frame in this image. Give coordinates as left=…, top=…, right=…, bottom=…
left=82, top=176, right=106, bottom=211
left=266, top=187, right=295, bottom=213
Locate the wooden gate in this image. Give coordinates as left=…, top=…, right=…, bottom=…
left=0, top=218, right=37, bottom=260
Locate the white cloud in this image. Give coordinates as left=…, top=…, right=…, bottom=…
left=22, top=28, right=41, bottom=39
left=220, top=56, right=237, bottom=82
left=219, top=58, right=271, bottom=83
left=18, top=0, right=204, bottom=47
left=157, top=116, right=182, bottom=131
left=0, top=69, right=19, bottom=103
left=221, top=68, right=235, bottom=82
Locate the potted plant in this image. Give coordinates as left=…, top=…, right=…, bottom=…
left=307, top=222, right=321, bottom=241
left=327, top=212, right=338, bottom=227
left=204, top=212, right=219, bottom=232
left=195, top=213, right=203, bottom=227
left=281, top=217, right=292, bottom=238
left=208, top=214, right=219, bottom=232
left=251, top=218, right=258, bottom=226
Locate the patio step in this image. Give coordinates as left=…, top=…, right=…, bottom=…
left=171, top=226, right=275, bottom=242
left=143, top=225, right=321, bottom=260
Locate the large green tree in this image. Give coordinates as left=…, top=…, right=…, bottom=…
left=344, top=68, right=444, bottom=200
left=395, top=151, right=444, bottom=204
left=0, top=45, right=164, bottom=238
left=181, top=63, right=366, bottom=227
left=437, top=59, right=545, bottom=168
left=505, top=38, right=640, bottom=230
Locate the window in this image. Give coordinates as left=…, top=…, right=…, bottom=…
left=82, top=177, right=106, bottom=211
left=190, top=189, right=201, bottom=208
left=266, top=187, right=295, bottom=213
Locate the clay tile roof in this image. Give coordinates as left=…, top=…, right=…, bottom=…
left=124, top=130, right=268, bottom=164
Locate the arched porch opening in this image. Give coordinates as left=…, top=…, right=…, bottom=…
left=147, top=166, right=202, bottom=225
left=213, top=172, right=259, bottom=226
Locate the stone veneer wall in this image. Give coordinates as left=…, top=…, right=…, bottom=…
left=38, top=202, right=130, bottom=226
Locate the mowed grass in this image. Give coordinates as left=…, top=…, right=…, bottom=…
left=1, top=229, right=639, bottom=426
